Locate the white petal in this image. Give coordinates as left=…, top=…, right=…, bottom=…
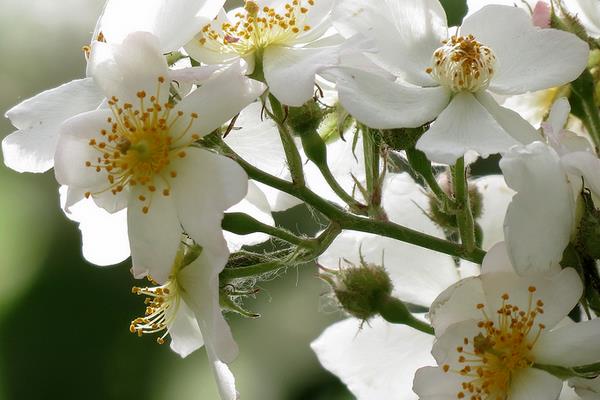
left=128, top=187, right=182, bottom=283
left=416, top=91, right=521, bottom=164
left=331, top=67, right=451, bottom=129
left=174, top=63, right=265, bottom=137
left=412, top=366, right=465, bottom=400
left=311, top=317, right=434, bottom=400
left=333, top=0, right=447, bottom=86
left=500, top=142, right=574, bottom=275
left=224, top=102, right=288, bottom=179
left=533, top=318, right=600, bottom=367
left=431, top=319, right=482, bottom=368
left=480, top=242, right=514, bottom=274
left=548, top=97, right=572, bottom=137
left=59, top=187, right=130, bottom=266
left=461, top=5, right=589, bottom=95
left=567, top=0, right=600, bottom=36
left=54, top=109, right=115, bottom=191
left=168, top=300, right=205, bottom=358
left=429, top=277, right=486, bottom=336
left=561, top=151, right=600, bottom=198
left=254, top=181, right=303, bottom=212
left=224, top=181, right=274, bottom=251
left=570, top=376, right=600, bottom=400
left=509, top=368, right=563, bottom=400
left=475, top=90, right=541, bottom=145
left=97, top=0, right=224, bottom=52
left=473, top=175, right=514, bottom=251
left=171, top=148, right=247, bottom=263
left=206, top=345, right=239, bottom=400
left=3, top=78, right=103, bottom=173
left=263, top=44, right=338, bottom=106
left=180, top=249, right=238, bottom=364
left=89, top=32, right=170, bottom=105
left=480, top=267, right=583, bottom=331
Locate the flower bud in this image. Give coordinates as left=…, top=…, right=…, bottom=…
left=322, top=260, right=393, bottom=321
left=379, top=126, right=427, bottom=151
left=287, top=100, right=324, bottom=137
left=428, top=179, right=483, bottom=230
left=577, top=190, right=600, bottom=259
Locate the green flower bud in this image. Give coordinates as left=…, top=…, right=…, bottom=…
left=428, top=181, right=483, bottom=230
left=323, top=260, right=393, bottom=321
left=379, top=125, right=427, bottom=151
left=577, top=190, right=600, bottom=259
left=287, top=100, right=324, bottom=136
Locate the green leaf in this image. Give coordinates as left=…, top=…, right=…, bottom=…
left=440, top=0, right=468, bottom=27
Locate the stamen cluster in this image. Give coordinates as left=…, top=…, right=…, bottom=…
left=84, top=77, right=200, bottom=213
left=130, top=275, right=181, bottom=345
left=198, top=0, right=315, bottom=56
left=443, top=287, right=545, bottom=399
left=428, top=35, right=496, bottom=93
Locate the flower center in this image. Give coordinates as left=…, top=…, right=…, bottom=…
left=198, top=0, right=314, bottom=57
left=84, top=76, right=200, bottom=214
left=427, top=35, right=496, bottom=93
left=443, top=286, right=546, bottom=399
left=130, top=275, right=182, bottom=345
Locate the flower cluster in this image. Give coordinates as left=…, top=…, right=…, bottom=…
left=4, top=0, right=600, bottom=398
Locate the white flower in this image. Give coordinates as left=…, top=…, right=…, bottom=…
left=330, top=0, right=588, bottom=164
left=129, top=241, right=239, bottom=400
left=414, top=242, right=600, bottom=400
left=54, top=31, right=265, bottom=282
left=570, top=375, right=600, bottom=400
left=311, top=173, right=512, bottom=399
left=185, top=0, right=340, bottom=106
left=500, top=98, right=600, bottom=275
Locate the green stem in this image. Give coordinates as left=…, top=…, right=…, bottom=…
left=378, top=297, right=435, bottom=335
left=452, top=157, right=476, bottom=252
left=317, top=164, right=368, bottom=214
left=222, top=212, right=316, bottom=249
left=211, top=138, right=486, bottom=264
left=406, top=148, right=453, bottom=208
left=362, top=127, right=385, bottom=218
left=580, top=93, right=600, bottom=148
left=267, top=94, right=305, bottom=186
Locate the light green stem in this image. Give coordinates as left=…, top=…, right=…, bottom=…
left=452, top=157, right=476, bottom=252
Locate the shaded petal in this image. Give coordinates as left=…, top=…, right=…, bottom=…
left=561, top=151, right=600, bottom=197
left=224, top=102, right=288, bottom=179
left=569, top=375, right=600, bottom=400
left=533, top=318, right=600, bottom=367
left=461, top=5, right=589, bottom=95
left=509, top=368, right=563, bottom=400
left=311, top=317, right=434, bottom=400
left=263, top=44, right=338, bottom=106
left=431, top=319, right=482, bottom=368
left=3, top=78, right=104, bottom=173
left=54, top=109, right=115, bottom=191
left=500, top=142, right=574, bottom=275
left=59, top=186, right=130, bottom=266
left=480, top=267, right=583, bottom=331
left=416, top=91, right=521, bottom=165
left=412, top=366, right=465, bottom=400
left=180, top=248, right=238, bottom=364
left=473, top=175, right=514, bottom=251
left=331, top=67, right=451, bottom=129
left=89, top=32, right=170, bottom=105
left=174, top=63, right=265, bottom=138
left=96, top=0, right=224, bottom=52
left=475, top=90, right=541, bottom=145
left=224, top=181, right=274, bottom=251
left=333, top=0, right=447, bottom=86
left=168, top=300, right=204, bottom=358
left=128, top=187, right=182, bottom=283
left=171, top=148, right=247, bottom=262
left=206, top=345, right=238, bottom=400
left=429, top=277, right=485, bottom=337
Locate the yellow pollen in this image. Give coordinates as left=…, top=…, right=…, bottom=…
left=198, top=0, right=316, bottom=56
left=443, top=289, right=546, bottom=399
left=130, top=276, right=181, bottom=345
left=428, top=34, right=496, bottom=93
left=83, top=78, right=202, bottom=214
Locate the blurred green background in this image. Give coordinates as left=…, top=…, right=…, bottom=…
left=0, top=0, right=467, bottom=399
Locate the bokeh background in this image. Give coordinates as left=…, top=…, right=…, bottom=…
left=0, top=0, right=467, bottom=399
